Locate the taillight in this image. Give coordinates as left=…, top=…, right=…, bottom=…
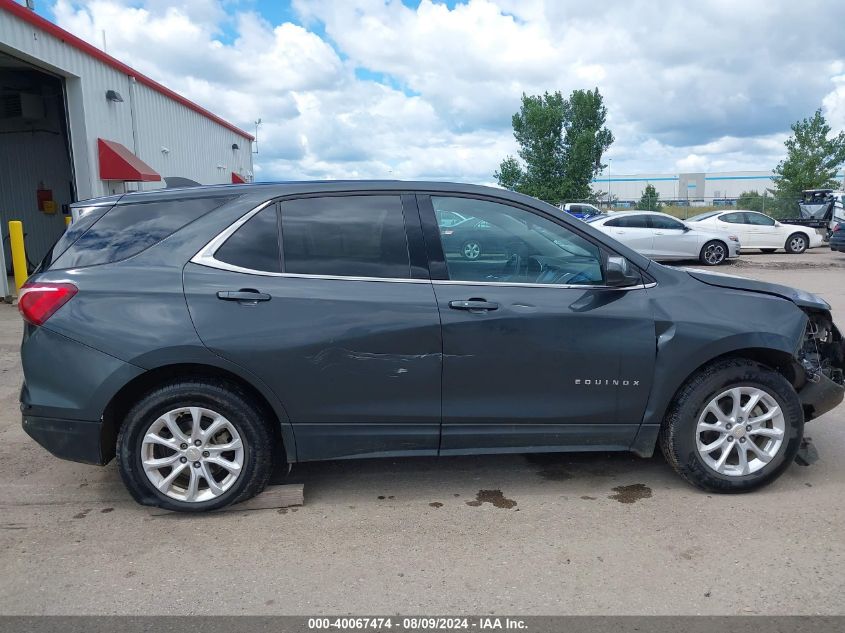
left=18, top=282, right=78, bottom=326
left=834, top=224, right=841, bottom=232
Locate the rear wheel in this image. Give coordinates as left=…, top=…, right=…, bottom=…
left=462, top=240, right=482, bottom=260
left=785, top=233, right=808, bottom=254
left=117, top=380, right=273, bottom=511
left=659, top=359, right=803, bottom=493
left=699, top=240, right=727, bottom=265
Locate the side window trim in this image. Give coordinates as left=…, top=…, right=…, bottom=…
left=192, top=195, right=429, bottom=282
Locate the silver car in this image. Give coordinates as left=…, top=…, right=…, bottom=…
left=588, top=211, right=740, bottom=265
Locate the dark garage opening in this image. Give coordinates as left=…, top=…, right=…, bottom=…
left=0, top=51, right=74, bottom=274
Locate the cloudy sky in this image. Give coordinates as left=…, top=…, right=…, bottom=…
left=39, top=0, right=845, bottom=183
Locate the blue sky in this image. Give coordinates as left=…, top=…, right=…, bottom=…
left=43, top=0, right=845, bottom=183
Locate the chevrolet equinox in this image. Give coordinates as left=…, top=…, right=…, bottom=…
left=19, top=182, right=845, bottom=511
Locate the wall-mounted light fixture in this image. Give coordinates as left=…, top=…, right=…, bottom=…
left=232, top=143, right=240, bottom=151
left=161, top=147, right=170, bottom=154
left=105, top=90, right=124, bottom=102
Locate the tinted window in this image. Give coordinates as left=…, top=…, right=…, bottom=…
left=650, top=215, right=685, bottom=230
left=605, top=215, right=650, bottom=228
left=52, top=196, right=233, bottom=269
left=745, top=212, right=776, bottom=226
left=281, top=196, right=410, bottom=279
left=215, top=205, right=281, bottom=272
left=432, top=196, right=604, bottom=286
left=718, top=213, right=745, bottom=224
left=39, top=204, right=112, bottom=271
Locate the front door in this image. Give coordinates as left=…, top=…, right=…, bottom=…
left=649, top=214, right=700, bottom=259
left=184, top=194, right=442, bottom=461
left=421, top=194, right=656, bottom=453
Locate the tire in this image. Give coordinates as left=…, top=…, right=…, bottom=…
left=699, top=240, right=727, bottom=265
left=659, top=358, right=803, bottom=493
left=785, top=233, right=808, bottom=254
left=461, top=240, right=482, bottom=260
left=761, top=248, right=777, bottom=254
left=117, top=379, right=273, bottom=512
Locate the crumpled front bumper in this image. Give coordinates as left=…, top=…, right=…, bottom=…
left=799, top=374, right=845, bottom=420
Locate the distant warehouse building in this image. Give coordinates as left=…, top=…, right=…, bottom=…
left=591, top=171, right=780, bottom=205
left=0, top=0, right=254, bottom=265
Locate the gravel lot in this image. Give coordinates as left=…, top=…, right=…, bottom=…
left=1, top=249, right=844, bottom=616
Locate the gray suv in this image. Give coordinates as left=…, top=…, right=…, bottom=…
left=19, top=182, right=845, bottom=511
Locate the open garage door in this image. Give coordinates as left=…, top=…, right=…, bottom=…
left=0, top=51, right=74, bottom=274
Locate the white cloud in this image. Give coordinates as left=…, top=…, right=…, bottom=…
left=51, top=0, right=845, bottom=185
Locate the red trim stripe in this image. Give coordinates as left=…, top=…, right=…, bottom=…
left=0, top=0, right=255, bottom=141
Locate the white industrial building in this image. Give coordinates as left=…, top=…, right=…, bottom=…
left=0, top=0, right=254, bottom=266
left=591, top=171, right=779, bottom=205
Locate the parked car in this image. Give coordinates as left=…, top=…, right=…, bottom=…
left=588, top=211, right=740, bottom=265
left=438, top=215, right=514, bottom=260
left=829, top=223, right=844, bottom=252
left=19, top=181, right=844, bottom=511
left=687, top=210, right=825, bottom=254
left=560, top=202, right=603, bottom=220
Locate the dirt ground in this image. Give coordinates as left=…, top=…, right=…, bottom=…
left=0, top=249, right=844, bottom=615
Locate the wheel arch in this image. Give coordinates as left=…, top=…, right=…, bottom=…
left=101, top=362, right=296, bottom=466
left=631, top=344, right=801, bottom=457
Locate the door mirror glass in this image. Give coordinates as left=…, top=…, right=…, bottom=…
left=605, top=256, right=641, bottom=287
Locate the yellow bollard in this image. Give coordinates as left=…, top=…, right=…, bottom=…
left=8, top=221, right=28, bottom=292
left=64, top=216, right=71, bottom=227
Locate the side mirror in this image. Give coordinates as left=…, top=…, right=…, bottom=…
left=606, top=256, right=641, bottom=288
left=682, top=225, right=691, bottom=232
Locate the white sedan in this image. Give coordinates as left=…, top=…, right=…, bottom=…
left=588, top=211, right=740, bottom=265
left=686, top=210, right=825, bottom=254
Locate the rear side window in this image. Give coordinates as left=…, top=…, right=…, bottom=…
left=215, top=205, right=281, bottom=272
left=280, top=195, right=410, bottom=279
left=718, top=213, right=745, bottom=224
left=605, top=215, right=650, bottom=228
left=51, top=196, right=233, bottom=269
left=38, top=204, right=112, bottom=271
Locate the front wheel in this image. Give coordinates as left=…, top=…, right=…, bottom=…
left=117, top=379, right=273, bottom=511
left=699, top=240, right=727, bottom=265
left=785, top=233, right=808, bottom=254
left=659, top=359, right=803, bottom=493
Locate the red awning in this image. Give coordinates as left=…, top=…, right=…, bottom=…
left=98, top=138, right=161, bottom=182
left=231, top=172, right=246, bottom=184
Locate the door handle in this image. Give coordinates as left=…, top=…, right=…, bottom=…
left=217, top=289, right=271, bottom=303
left=449, top=299, right=499, bottom=311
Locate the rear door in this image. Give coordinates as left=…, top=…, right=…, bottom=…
left=715, top=212, right=751, bottom=246
left=601, top=214, right=654, bottom=256
left=418, top=194, right=655, bottom=453
left=183, top=194, right=442, bottom=461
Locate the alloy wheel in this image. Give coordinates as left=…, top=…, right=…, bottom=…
left=695, top=386, right=785, bottom=477
left=463, top=241, right=482, bottom=260
left=789, top=236, right=806, bottom=253
left=141, top=407, right=245, bottom=502
left=703, top=242, right=726, bottom=265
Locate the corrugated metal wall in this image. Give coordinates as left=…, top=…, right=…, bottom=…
left=0, top=128, right=72, bottom=263
left=0, top=4, right=253, bottom=252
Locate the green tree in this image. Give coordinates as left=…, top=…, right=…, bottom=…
left=636, top=184, right=661, bottom=210
left=736, top=190, right=770, bottom=213
left=773, top=108, right=845, bottom=199
left=496, top=88, right=613, bottom=204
